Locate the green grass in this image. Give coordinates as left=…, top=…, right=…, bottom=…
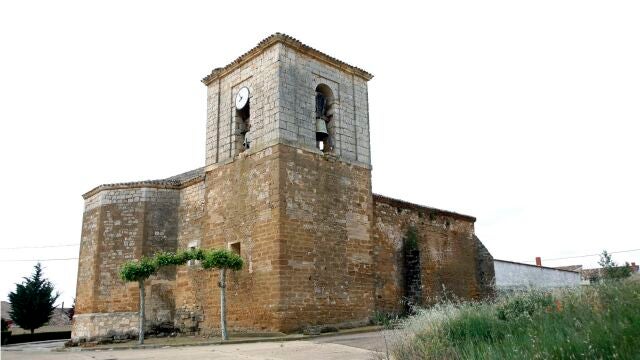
left=389, top=281, right=640, bottom=360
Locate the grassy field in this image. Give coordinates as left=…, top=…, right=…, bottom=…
left=388, top=280, right=640, bottom=359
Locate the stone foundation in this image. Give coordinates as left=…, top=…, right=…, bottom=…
left=72, top=312, right=138, bottom=342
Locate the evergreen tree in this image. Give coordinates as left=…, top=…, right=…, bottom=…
left=8, top=263, right=59, bottom=335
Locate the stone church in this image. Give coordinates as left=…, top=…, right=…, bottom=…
left=72, top=33, right=494, bottom=341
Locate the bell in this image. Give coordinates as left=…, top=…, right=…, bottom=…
left=316, top=118, right=328, bottom=141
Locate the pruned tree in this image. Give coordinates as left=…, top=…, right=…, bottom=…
left=8, top=263, right=59, bottom=335
left=119, top=257, right=157, bottom=344
left=123, top=248, right=242, bottom=342
left=201, top=249, right=243, bottom=340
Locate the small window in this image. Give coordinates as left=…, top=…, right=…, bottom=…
left=230, top=242, right=241, bottom=256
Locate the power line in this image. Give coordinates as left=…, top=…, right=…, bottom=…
left=0, top=243, right=79, bottom=250
left=0, top=257, right=79, bottom=262
left=519, top=248, right=640, bottom=263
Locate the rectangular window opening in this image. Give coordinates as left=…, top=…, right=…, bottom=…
left=230, top=242, right=241, bottom=256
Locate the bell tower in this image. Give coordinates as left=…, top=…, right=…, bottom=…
left=202, top=33, right=373, bottom=170
left=196, top=34, right=376, bottom=332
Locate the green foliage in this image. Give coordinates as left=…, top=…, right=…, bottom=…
left=391, top=281, right=640, bottom=360
left=444, top=305, right=505, bottom=344
left=8, top=263, right=60, bottom=334
left=153, top=251, right=184, bottom=267
left=201, top=249, right=243, bottom=271
left=598, top=250, right=632, bottom=280
left=182, top=248, right=206, bottom=262
left=403, top=226, right=419, bottom=251
left=495, top=289, right=554, bottom=321
left=120, top=247, right=243, bottom=283
left=372, top=311, right=401, bottom=328
left=119, top=257, right=157, bottom=282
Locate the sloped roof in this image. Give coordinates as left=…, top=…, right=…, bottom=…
left=201, top=33, right=374, bottom=85
left=554, top=265, right=583, bottom=272
left=82, top=167, right=205, bottom=199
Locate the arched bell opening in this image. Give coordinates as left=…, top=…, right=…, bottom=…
left=315, top=84, right=335, bottom=153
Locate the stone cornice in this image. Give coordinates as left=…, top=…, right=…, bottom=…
left=201, top=33, right=374, bottom=86
left=82, top=175, right=204, bottom=200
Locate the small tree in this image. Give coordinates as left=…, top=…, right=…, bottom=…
left=119, top=257, right=157, bottom=344
left=598, top=250, right=632, bottom=281
left=8, top=263, right=60, bottom=335
left=201, top=249, right=243, bottom=341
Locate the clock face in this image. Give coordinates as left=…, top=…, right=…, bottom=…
left=235, top=87, right=250, bottom=110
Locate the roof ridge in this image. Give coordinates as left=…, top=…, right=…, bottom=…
left=202, top=33, right=373, bottom=85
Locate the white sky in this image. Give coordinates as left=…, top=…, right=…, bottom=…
left=1, top=0, right=639, bottom=307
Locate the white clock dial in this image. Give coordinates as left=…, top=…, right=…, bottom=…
left=235, top=87, right=250, bottom=110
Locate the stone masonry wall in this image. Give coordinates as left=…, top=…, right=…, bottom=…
left=72, top=312, right=138, bottom=342
left=277, top=145, right=374, bottom=331
left=278, top=45, right=371, bottom=166
left=74, top=188, right=180, bottom=339
left=205, top=42, right=371, bottom=169
left=372, top=195, right=494, bottom=314
left=205, top=44, right=281, bottom=166
left=173, top=181, right=206, bottom=333
left=189, top=145, right=283, bottom=335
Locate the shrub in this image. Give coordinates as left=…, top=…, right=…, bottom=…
left=495, top=289, right=554, bottom=321
left=443, top=305, right=504, bottom=344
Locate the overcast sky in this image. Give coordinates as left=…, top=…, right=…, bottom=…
left=1, top=1, right=639, bottom=307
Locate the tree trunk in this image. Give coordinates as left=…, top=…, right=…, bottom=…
left=219, top=268, right=227, bottom=341
left=30, top=328, right=34, bottom=335
left=138, top=279, right=145, bottom=345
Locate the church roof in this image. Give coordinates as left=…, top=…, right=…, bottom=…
left=201, top=33, right=374, bottom=85
left=82, top=167, right=205, bottom=199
